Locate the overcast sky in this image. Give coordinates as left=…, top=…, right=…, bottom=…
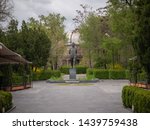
left=12, top=0, right=107, bottom=32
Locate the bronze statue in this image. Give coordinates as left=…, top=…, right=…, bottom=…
left=69, top=43, right=77, bottom=68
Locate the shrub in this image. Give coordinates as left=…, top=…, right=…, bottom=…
left=86, top=68, right=94, bottom=76
left=109, top=70, right=126, bottom=79
left=38, top=71, right=51, bottom=80
left=51, top=70, right=61, bottom=78
left=137, top=71, right=146, bottom=82
left=60, top=66, right=87, bottom=74
left=60, top=66, right=69, bottom=74
left=0, top=91, right=12, bottom=112
left=125, top=70, right=130, bottom=79
left=122, top=86, right=138, bottom=108
left=93, top=69, right=109, bottom=79
left=32, top=70, right=61, bottom=81
left=122, top=86, right=150, bottom=112
left=12, top=73, right=22, bottom=85
left=76, top=66, right=87, bottom=74
left=32, top=72, right=40, bottom=81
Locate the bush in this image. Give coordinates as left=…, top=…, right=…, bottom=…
left=93, top=69, right=109, bottom=79
left=0, top=91, right=12, bottom=112
left=122, top=86, right=138, bottom=108
left=60, top=66, right=87, bottom=74
left=32, top=70, right=61, bottom=81
left=122, top=86, right=150, bottom=112
left=109, top=70, right=126, bottom=79
left=12, top=73, right=23, bottom=85
left=38, top=71, right=51, bottom=80
left=125, top=70, right=130, bottom=79
left=60, top=66, right=69, bottom=74
left=86, top=68, right=94, bottom=76
left=76, top=66, right=87, bottom=74
left=51, top=70, right=61, bottom=78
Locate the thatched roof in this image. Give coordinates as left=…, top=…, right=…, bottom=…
left=0, top=42, right=31, bottom=64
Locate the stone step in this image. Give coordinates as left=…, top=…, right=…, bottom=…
left=65, top=80, right=80, bottom=83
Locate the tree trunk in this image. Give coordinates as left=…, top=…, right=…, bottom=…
left=146, top=65, right=150, bottom=84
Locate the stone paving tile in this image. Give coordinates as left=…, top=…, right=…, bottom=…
left=11, top=80, right=131, bottom=113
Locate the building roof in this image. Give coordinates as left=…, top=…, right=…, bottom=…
left=0, top=42, right=31, bottom=64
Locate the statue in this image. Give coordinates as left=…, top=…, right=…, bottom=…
left=69, top=43, right=77, bottom=68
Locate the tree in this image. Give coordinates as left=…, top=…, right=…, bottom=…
left=0, top=0, right=13, bottom=24
left=5, top=19, right=23, bottom=54
left=108, top=0, right=150, bottom=83
left=74, top=5, right=110, bottom=68
left=20, top=19, right=51, bottom=69
left=106, top=0, right=135, bottom=68
left=132, top=0, right=150, bottom=83
left=39, top=13, right=67, bottom=70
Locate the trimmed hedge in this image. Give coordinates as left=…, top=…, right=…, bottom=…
left=86, top=68, right=94, bottom=76
left=59, top=66, right=69, bottom=74
left=76, top=66, right=87, bottom=74
left=109, top=70, right=126, bottom=79
left=32, top=70, right=61, bottom=81
left=122, top=86, right=150, bottom=113
left=93, top=69, right=109, bottom=79
left=60, top=66, right=87, bottom=74
left=86, top=69, right=129, bottom=79
left=0, top=91, right=12, bottom=112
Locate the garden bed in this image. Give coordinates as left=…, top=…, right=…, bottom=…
left=130, top=82, right=150, bottom=89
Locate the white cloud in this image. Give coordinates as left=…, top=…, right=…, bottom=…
left=12, top=0, right=107, bottom=32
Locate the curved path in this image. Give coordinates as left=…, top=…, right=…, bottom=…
left=11, top=80, right=131, bottom=113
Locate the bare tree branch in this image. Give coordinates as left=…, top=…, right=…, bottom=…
left=0, top=0, right=13, bottom=22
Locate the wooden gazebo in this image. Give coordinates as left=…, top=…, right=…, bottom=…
left=0, top=42, right=32, bottom=91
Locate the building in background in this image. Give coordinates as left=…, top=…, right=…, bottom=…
left=62, top=30, right=82, bottom=66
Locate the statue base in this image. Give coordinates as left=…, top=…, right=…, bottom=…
left=69, top=68, right=76, bottom=80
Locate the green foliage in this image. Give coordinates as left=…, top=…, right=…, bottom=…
left=87, top=68, right=129, bottom=79
left=122, top=86, right=150, bottom=112
left=60, top=66, right=87, bottom=74
left=0, top=64, right=12, bottom=89
left=93, top=69, right=109, bottom=79
left=32, top=70, right=61, bottom=81
left=12, top=73, right=22, bottom=85
left=59, top=66, right=69, bottom=74
left=133, top=0, right=150, bottom=83
left=0, top=91, right=12, bottom=112
left=109, top=70, right=126, bottom=79
left=122, top=86, right=138, bottom=108
left=51, top=70, right=61, bottom=78
left=125, top=70, right=130, bottom=80
left=137, top=71, right=146, bottom=82
left=39, top=13, right=67, bottom=70
left=76, top=66, right=87, bottom=74
left=86, top=68, right=94, bottom=76
left=0, top=19, right=51, bottom=68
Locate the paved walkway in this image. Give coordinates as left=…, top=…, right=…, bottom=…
left=11, top=80, right=131, bottom=113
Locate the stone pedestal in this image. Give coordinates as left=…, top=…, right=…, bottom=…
left=69, top=68, right=76, bottom=80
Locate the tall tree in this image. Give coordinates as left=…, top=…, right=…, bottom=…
left=107, top=0, right=135, bottom=67
left=74, top=5, right=110, bottom=68
left=0, top=0, right=13, bottom=27
left=39, top=13, right=67, bottom=70
left=20, top=19, right=51, bottom=69
left=132, top=0, right=150, bottom=83
left=6, top=19, right=23, bottom=54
